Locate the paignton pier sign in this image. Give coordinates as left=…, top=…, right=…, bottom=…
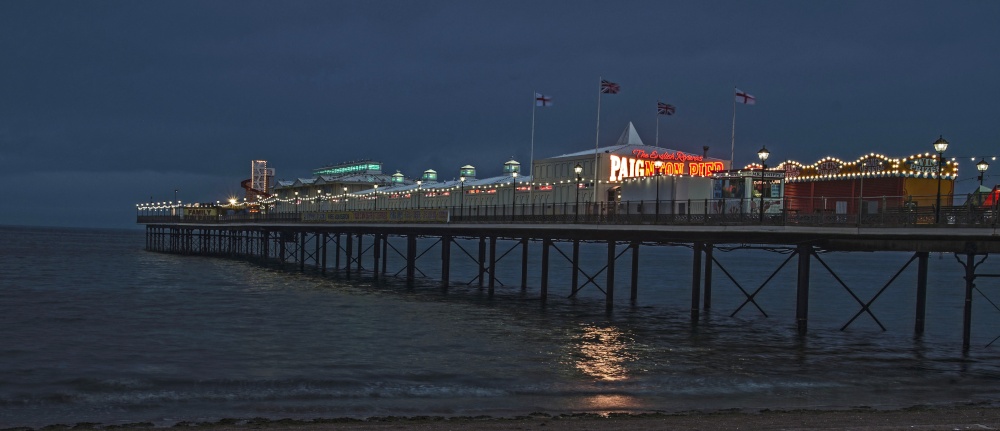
left=610, top=149, right=725, bottom=181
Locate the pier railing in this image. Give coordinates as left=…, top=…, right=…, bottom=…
left=138, top=194, right=998, bottom=228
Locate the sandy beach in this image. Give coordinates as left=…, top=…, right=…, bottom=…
left=11, top=405, right=1000, bottom=431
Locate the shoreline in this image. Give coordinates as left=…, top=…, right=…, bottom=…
left=6, top=404, right=1000, bottom=431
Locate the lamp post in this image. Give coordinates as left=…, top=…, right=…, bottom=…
left=511, top=172, right=518, bottom=221
left=459, top=175, right=466, bottom=218
left=933, top=136, right=949, bottom=224
left=757, top=145, right=770, bottom=224
left=653, top=160, right=663, bottom=223
left=294, top=191, right=299, bottom=214
left=373, top=184, right=379, bottom=210
left=343, top=187, right=349, bottom=210
left=574, top=163, right=583, bottom=223
left=977, top=158, right=989, bottom=187
left=416, top=181, right=422, bottom=209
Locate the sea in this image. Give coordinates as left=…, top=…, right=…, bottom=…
left=2, top=225, right=999, bottom=428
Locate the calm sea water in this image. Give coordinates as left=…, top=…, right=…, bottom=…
left=2, top=225, right=999, bottom=427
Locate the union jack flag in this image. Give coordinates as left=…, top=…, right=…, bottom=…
left=657, top=101, right=676, bottom=115
left=600, top=79, right=620, bottom=94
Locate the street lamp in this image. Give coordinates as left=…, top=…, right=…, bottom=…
left=653, top=160, right=663, bottom=223
left=933, top=135, right=949, bottom=224
left=416, top=180, right=422, bottom=209
left=574, top=163, right=583, bottom=223
left=459, top=175, right=466, bottom=218
left=757, top=145, right=770, bottom=224
left=343, top=186, right=349, bottom=210
left=373, top=184, right=379, bottom=210
left=977, top=158, right=989, bottom=187
left=511, top=171, right=518, bottom=221
left=294, top=191, right=299, bottom=214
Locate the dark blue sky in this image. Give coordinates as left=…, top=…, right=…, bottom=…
left=2, top=1, right=998, bottom=228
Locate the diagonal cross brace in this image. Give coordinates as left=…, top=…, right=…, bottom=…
left=727, top=250, right=797, bottom=318
left=835, top=253, right=919, bottom=331
left=548, top=242, right=600, bottom=295
left=565, top=242, right=631, bottom=297
left=390, top=236, right=439, bottom=280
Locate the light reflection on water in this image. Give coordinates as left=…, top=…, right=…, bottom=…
left=572, top=325, right=636, bottom=382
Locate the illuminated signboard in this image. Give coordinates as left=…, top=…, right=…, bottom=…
left=314, top=162, right=382, bottom=176
left=908, top=157, right=940, bottom=173
left=609, top=149, right=724, bottom=182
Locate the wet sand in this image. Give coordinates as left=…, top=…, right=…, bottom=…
left=13, top=405, right=1000, bottom=431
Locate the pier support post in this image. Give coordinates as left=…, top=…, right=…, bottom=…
left=796, top=244, right=812, bottom=335
left=963, top=252, right=976, bottom=351
left=313, top=231, right=320, bottom=270
left=262, top=231, right=270, bottom=264
left=372, top=233, right=381, bottom=281
left=488, top=236, right=497, bottom=298
left=356, top=233, right=363, bottom=273
left=321, top=233, right=328, bottom=274
left=334, top=233, right=341, bottom=271
left=704, top=244, right=714, bottom=309
left=606, top=240, right=616, bottom=313
left=630, top=241, right=639, bottom=304
left=381, top=234, right=389, bottom=275
left=299, top=231, right=306, bottom=272
left=915, top=251, right=929, bottom=334
left=691, top=242, right=702, bottom=321
left=406, top=234, right=417, bottom=283
left=478, top=237, right=486, bottom=287
left=521, top=237, right=529, bottom=290
left=345, top=233, right=353, bottom=278
left=571, top=239, right=580, bottom=296
left=540, top=238, right=551, bottom=304
left=441, top=235, right=451, bottom=288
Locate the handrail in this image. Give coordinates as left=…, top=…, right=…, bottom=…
left=137, top=195, right=998, bottom=228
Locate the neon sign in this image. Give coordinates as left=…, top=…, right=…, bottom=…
left=609, top=154, right=724, bottom=182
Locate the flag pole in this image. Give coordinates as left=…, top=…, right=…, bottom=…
left=593, top=77, right=602, bottom=203
left=655, top=101, right=660, bottom=147
left=529, top=90, right=536, bottom=203
left=730, top=86, right=737, bottom=169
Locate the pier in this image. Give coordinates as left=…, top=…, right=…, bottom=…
left=139, top=211, right=1000, bottom=351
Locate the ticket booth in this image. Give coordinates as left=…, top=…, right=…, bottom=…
left=712, top=169, right=786, bottom=216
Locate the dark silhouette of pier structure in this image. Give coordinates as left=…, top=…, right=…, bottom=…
left=140, top=216, right=999, bottom=351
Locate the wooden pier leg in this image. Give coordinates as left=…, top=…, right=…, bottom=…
left=299, top=231, right=306, bottom=272
left=520, top=237, right=529, bottom=290
left=441, top=235, right=451, bottom=288
left=571, top=239, right=580, bottom=296
left=691, top=242, right=702, bottom=321
left=540, top=238, right=551, bottom=304
left=372, top=233, right=380, bottom=281
left=345, top=233, right=353, bottom=278
left=321, top=232, right=328, bottom=274
left=704, top=244, right=713, bottom=310
left=478, top=237, right=486, bottom=287
left=314, top=232, right=320, bottom=269
left=262, top=231, right=270, bottom=264
left=406, top=234, right=417, bottom=283
left=630, top=241, right=639, bottom=304
left=606, top=240, right=616, bottom=313
left=356, top=233, right=363, bottom=273
left=334, top=233, right=341, bottom=271
left=796, top=244, right=812, bottom=335
left=381, top=234, right=389, bottom=275
left=963, top=252, right=976, bottom=351
left=915, top=251, right=928, bottom=334
left=279, top=233, right=286, bottom=264
left=488, top=236, right=497, bottom=298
